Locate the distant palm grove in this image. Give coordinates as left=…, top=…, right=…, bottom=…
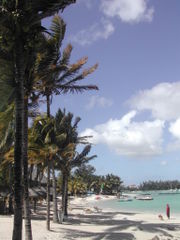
left=0, top=1, right=124, bottom=240
left=139, top=180, right=180, bottom=191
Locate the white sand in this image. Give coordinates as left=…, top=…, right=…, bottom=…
left=1, top=195, right=180, bottom=240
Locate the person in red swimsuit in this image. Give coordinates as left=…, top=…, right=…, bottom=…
left=166, top=204, right=170, bottom=219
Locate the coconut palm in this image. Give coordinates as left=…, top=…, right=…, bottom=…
left=57, top=144, right=97, bottom=219
left=30, top=111, right=68, bottom=227
left=0, top=1, right=76, bottom=238
left=74, top=164, right=96, bottom=191
left=0, top=104, right=15, bottom=214
left=53, top=109, right=96, bottom=219
left=68, top=176, right=87, bottom=196
left=34, top=15, right=98, bottom=227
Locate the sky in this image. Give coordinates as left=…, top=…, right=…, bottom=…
left=43, top=0, right=180, bottom=185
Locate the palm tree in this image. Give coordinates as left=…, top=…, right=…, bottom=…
left=35, top=15, right=98, bottom=228
left=30, top=112, right=68, bottom=227
left=0, top=104, right=15, bottom=214
left=68, top=176, right=87, bottom=196
left=74, top=164, right=96, bottom=191
left=0, top=2, right=76, bottom=239
left=54, top=109, right=96, bottom=220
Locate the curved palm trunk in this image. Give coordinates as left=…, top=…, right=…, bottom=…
left=46, top=95, right=51, bottom=230
left=12, top=42, right=24, bottom=240
left=52, top=162, right=59, bottom=223
left=23, top=97, right=33, bottom=240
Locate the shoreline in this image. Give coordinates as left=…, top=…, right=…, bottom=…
left=87, top=194, right=180, bottom=218
left=1, top=195, right=180, bottom=240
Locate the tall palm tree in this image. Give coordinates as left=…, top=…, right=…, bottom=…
left=54, top=109, right=96, bottom=220
left=0, top=104, right=15, bottom=207
left=35, top=15, right=98, bottom=228
left=0, top=1, right=76, bottom=239
left=59, top=144, right=97, bottom=219
left=30, top=112, right=68, bottom=227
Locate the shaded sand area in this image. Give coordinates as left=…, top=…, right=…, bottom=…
left=1, top=196, right=180, bottom=240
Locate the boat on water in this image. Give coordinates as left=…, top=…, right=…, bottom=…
left=118, top=195, right=133, bottom=202
left=135, top=194, right=153, bottom=200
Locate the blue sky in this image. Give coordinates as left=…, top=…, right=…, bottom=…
left=43, top=0, right=180, bottom=185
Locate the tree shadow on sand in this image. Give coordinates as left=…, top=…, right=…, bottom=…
left=63, top=229, right=135, bottom=240
left=60, top=211, right=180, bottom=240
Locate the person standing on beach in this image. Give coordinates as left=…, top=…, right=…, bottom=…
left=166, top=204, right=170, bottom=219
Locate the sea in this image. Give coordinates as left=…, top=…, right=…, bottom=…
left=94, top=191, right=180, bottom=215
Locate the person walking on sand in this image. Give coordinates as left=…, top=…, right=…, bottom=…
left=166, top=204, right=170, bottom=219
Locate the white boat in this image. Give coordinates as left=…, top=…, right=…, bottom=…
left=118, top=195, right=133, bottom=202
left=135, top=194, right=153, bottom=200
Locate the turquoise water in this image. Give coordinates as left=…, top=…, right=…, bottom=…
left=95, top=191, right=180, bottom=215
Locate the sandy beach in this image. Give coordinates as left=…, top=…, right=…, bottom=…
left=1, top=195, right=180, bottom=240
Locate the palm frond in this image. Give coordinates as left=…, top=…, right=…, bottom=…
left=57, top=57, right=88, bottom=83
left=51, top=15, right=66, bottom=49
left=60, top=44, right=73, bottom=66
left=61, top=63, right=98, bottom=85
left=58, top=84, right=99, bottom=94
left=73, top=116, right=81, bottom=129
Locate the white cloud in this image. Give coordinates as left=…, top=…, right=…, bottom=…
left=81, top=111, right=164, bottom=157
left=129, top=82, right=180, bottom=121
left=70, top=19, right=114, bottom=46
left=169, top=118, right=180, bottom=139
left=167, top=119, right=180, bottom=151
left=162, top=119, right=180, bottom=151
left=100, top=0, right=154, bottom=23
left=86, top=96, right=113, bottom=110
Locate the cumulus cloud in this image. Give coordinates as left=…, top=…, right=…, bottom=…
left=167, top=119, right=180, bottom=151
left=100, top=0, right=154, bottom=23
left=169, top=118, right=180, bottom=139
left=86, top=96, right=113, bottom=110
left=81, top=111, right=164, bottom=157
left=129, top=82, right=180, bottom=121
left=70, top=19, right=114, bottom=46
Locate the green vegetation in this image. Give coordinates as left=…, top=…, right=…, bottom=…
left=139, top=180, right=180, bottom=191
left=0, top=1, right=100, bottom=238
left=64, top=164, right=124, bottom=195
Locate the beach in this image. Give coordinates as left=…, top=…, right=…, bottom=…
left=1, top=195, right=180, bottom=240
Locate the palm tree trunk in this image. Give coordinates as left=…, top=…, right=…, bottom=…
left=61, top=171, right=68, bottom=222
left=46, top=159, right=50, bottom=230
left=12, top=42, right=24, bottom=240
left=61, top=173, right=65, bottom=222
left=9, top=165, right=13, bottom=214
left=29, top=165, right=33, bottom=187
left=64, top=174, right=69, bottom=217
left=46, top=94, right=51, bottom=230
left=23, top=97, right=33, bottom=240
left=52, top=162, right=59, bottom=223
